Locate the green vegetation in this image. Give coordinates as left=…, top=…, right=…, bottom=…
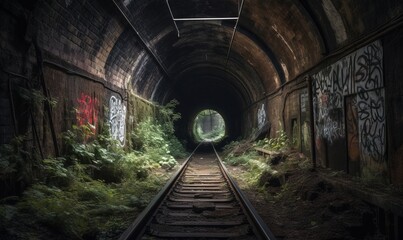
left=0, top=100, right=187, bottom=239
left=223, top=140, right=270, bottom=187
left=253, top=130, right=290, bottom=151
left=223, top=130, right=292, bottom=187
left=223, top=130, right=314, bottom=204
left=192, top=109, right=226, bottom=142
left=0, top=135, right=41, bottom=197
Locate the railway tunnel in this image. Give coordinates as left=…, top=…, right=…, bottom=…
left=1, top=0, right=403, bottom=239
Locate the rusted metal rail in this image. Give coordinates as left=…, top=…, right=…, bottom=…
left=119, top=143, right=276, bottom=239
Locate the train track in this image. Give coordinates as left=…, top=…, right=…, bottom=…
left=119, top=143, right=276, bottom=240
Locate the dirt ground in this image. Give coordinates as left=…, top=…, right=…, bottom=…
left=225, top=151, right=387, bottom=240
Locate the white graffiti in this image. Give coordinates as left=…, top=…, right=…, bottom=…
left=109, top=96, right=127, bottom=145
left=312, top=40, right=383, bottom=144
left=257, top=104, right=266, bottom=129
left=312, top=40, right=386, bottom=177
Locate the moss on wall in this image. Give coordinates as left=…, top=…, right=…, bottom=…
left=126, top=92, right=157, bottom=149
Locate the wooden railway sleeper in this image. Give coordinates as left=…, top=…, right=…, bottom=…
left=119, top=143, right=276, bottom=240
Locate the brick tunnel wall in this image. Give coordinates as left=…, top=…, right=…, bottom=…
left=2, top=1, right=403, bottom=188
left=244, top=30, right=403, bottom=185
left=243, top=82, right=311, bottom=158
left=0, top=1, right=164, bottom=157
left=312, top=41, right=386, bottom=181
left=283, top=87, right=311, bottom=157
left=0, top=1, right=166, bottom=204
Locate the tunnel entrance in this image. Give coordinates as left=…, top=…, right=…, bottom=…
left=192, top=109, right=226, bottom=143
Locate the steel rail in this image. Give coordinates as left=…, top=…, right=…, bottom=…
left=119, top=143, right=202, bottom=240
left=120, top=142, right=276, bottom=239
left=212, top=143, right=277, bottom=240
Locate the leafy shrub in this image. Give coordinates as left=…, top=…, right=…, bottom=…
left=131, top=118, right=180, bottom=169
left=18, top=184, right=88, bottom=238
left=0, top=136, right=37, bottom=195
left=165, top=135, right=187, bottom=159
left=41, top=157, right=72, bottom=187
left=0, top=100, right=186, bottom=239
left=121, top=153, right=153, bottom=180
left=223, top=139, right=258, bottom=166
left=62, top=123, right=128, bottom=183
left=225, top=154, right=251, bottom=166
left=244, top=159, right=272, bottom=186
left=223, top=140, right=274, bottom=188
left=254, top=130, right=290, bottom=151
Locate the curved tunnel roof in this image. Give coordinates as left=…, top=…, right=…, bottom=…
left=116, top=0, right=324, bottom=104
left=107, top=0, right=402, bottom=103
left=29, top=0, right=403, bottom=142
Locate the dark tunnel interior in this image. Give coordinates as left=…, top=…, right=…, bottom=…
left=164, top=66, right=249, bottom=148
left=1, top=0, right=403, bottom=239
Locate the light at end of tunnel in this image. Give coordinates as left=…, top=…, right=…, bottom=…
left=192, top=109, right=226, bottom=143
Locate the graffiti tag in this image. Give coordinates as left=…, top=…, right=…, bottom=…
left=257, top=103, right=266, bottom=129
left=109, top=96, right=126, bottom=145
left=312, top=40, right=383, bottom=144
left=357, top=89, right=386, bottom=163
left=312, top=40, right=386, bottom=176
left=76, top=93, right=98, bottom=133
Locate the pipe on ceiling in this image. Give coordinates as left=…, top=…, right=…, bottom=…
left=174, top=17, right=238, bottom=21
left=166, top=0, right=239, bottom=38
left=166, top=0, right=180, bottom=37
left=225, top=0, right=244, bottom=67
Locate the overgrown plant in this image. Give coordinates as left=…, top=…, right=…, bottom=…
left=131, top=118, right=178, bottom=169
left=131, top=100, right=187, bottom=169
left=18, top=88, right=58, bottom=111
left=0, top=98, right=188, bottom=240
left=157, top=100, right=187, bottom=158
left=0, top=127, right=174, bottom=239
left=254, top=130, right=290, bottom=151
left=223, top=140, right=275, bottom=192
left=0, top=136, right=38, bottom=195
left=61, top=123, right=128, bottom=183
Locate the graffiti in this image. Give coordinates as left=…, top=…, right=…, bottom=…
left=322, top=117, right=345, bottom=143
left=257, top=103, right=266, bottom=129
left=346, top=96, right=360, bottom=163
left=313, top=87, right=345, bottom=143
left=355, top=42, right=383, bottom=92
left=357, top=89, right=386, bottom=163
left=312, top=41, right=383, bottom=144
left=76, top=93, right=98, bottom=133
left=109, top=96, right=126, bottom=145
left=312, top=40, right=386, bottom=177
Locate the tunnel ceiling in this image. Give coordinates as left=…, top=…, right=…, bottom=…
left=20, top=0, right=403, bottom=139
left=114, top=0, right=325, bottom=104
left=26, top=0, right=403, bottom=106
left=106, top=0, right=402, bottom=104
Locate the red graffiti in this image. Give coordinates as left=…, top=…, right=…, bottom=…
left=76, top=93, right=98, bottom=134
